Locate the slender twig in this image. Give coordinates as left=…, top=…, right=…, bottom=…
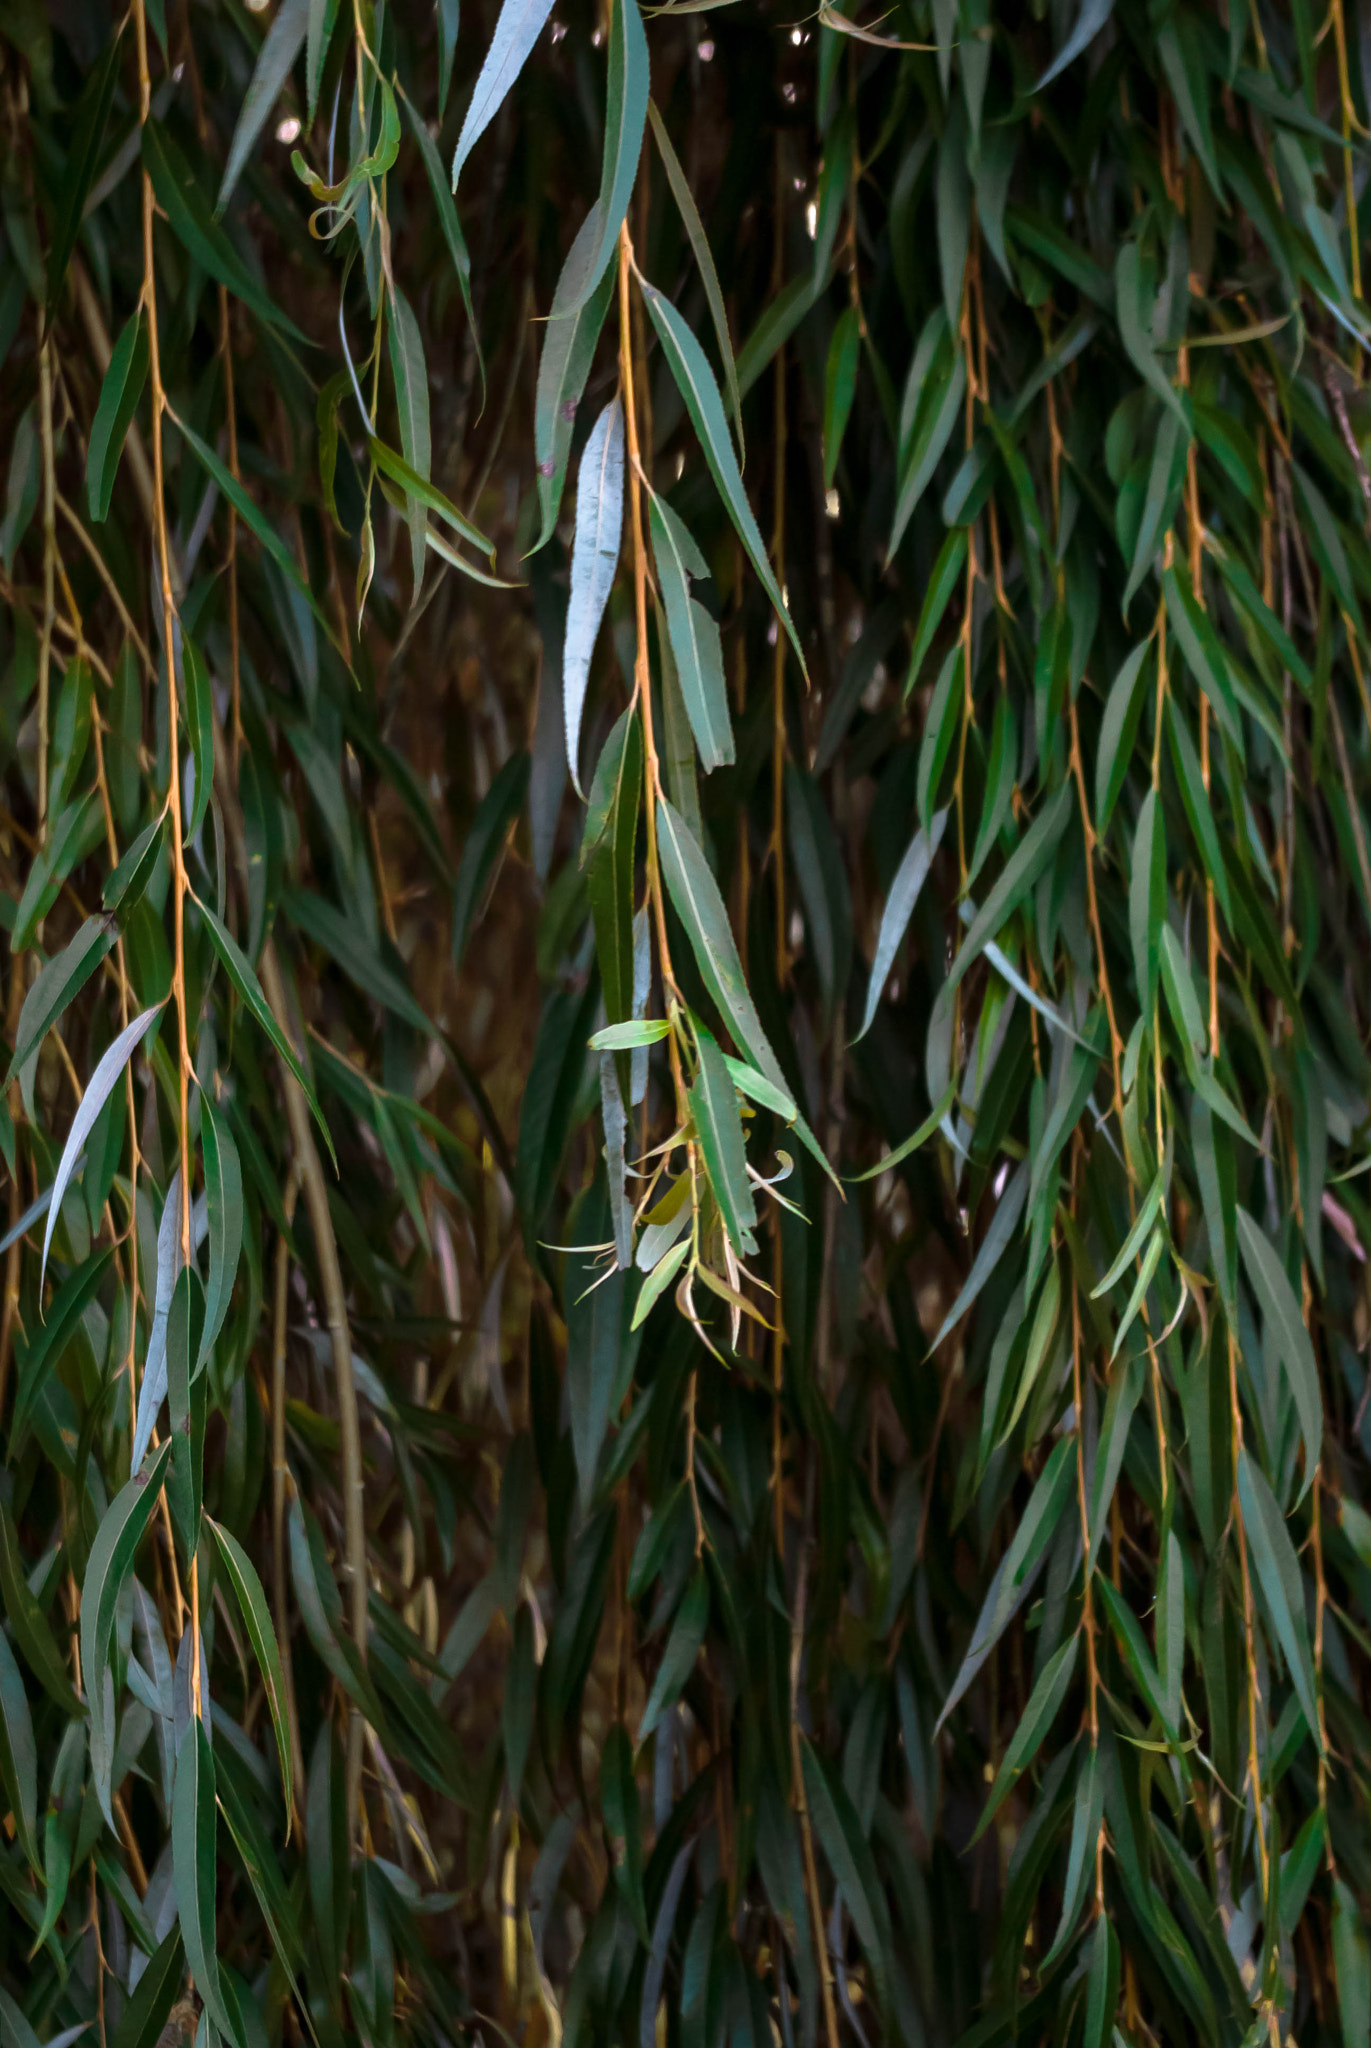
left=272, top=1164, right=306, bottom=1834
left=135, top=0, right=201, bottom=1718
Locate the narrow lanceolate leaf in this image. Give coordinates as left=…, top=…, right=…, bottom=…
left=581, top=708, right=643, bottom=1029
left=800, top=1737, right=894, bottom=2021
left=1236, top=1209, right=1322, bottom=1497
left=33, top=1720, right=84, bottom=1953
left=6, top=914, right=118, bottom=1083
left=855, top=809, right=947, bottom=1041
left=452, top=0, right=558, bottom=185
left=656, top=794, right=835, bottom=1189
left=109, top=1924, right=185, bottom=2048
left=41, top=1004, right=163, bottom=1289
left=46, top=26, right=123, bottom=307
left=1115, top=239, right=1187, bottom=433
left=182, top=636, right=214, bottom=843
left=648, top=490, right=733, bottom=770
left=692, top=1027, right=757, bottom=1256
left=198, top=1090, right=243, bottom=1374
left=388, top=283, right=432, bottom=592
left=367, top=437, right=492, bottom=556
left=647, top=100, right=743, bottom=461
left=452, top=751, right=530, bottom=968
left=533, top=204, right=617, bottom=548
left=0, top=1502, right=81, bottom=1715
left=217, top=0, right=309, bottom=210
left=87, top=310, right=149, bottom=522
left=80, top=1440, right=173, bottom=1825
left=1333, top=1878, right=1371, bottom=2048
left=564, top=0, right=649, bottom=309
left=1130, top=786, right=1165, bottom=1020
left=948, top=783, right=1073, bottom=995
left=131, top=1170, right=181, bottom=1476
left=564, top=396, right=625, bottom=794
left=640, top=282, right=806, bottom=674
left=403, top=102, right=478, bottom=352
left=173, top=1719, right=238, bottom=2043
left=0, top=1624, right=39, bottom=1872
left=178, top=416, right=342, bottom=652
left=932, top=1162, right=1029, bottom=1350
left=1092, top=1171, right=1166, bottom=1297
left=639, top=1570, right=709, bottom=1738
left=207, top=1517, right=293, bottom=1824
left=1237, top=1449, right=1321, bottom=1747
left=197, top=901, right=336, bottom=1167
left=601, top=1054, right=633, bottom=1269
left=971, top=1635, right=1079, bottom=1843
left=142, top=121, right=308, bottom=344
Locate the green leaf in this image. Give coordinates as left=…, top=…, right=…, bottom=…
left=143, top=120, right=308, bottom=343
left=1042, top=1742, right=1105, bottom=1965
left=104, top=814, right=165, bottom=919
left=207, top=1516, right=293, bottom=1825
left=1115, top=240, right=1188, bottom=433
left=387, top=284, right=432, bottom=592
left=181, top=636, right=214, bottom=844
left=198, top=1090, right=242, bottom=1375
left=173, top=1719, right=239, bottom=2044
left=81, top=1440, right=172, bottom=1825
left=367, top=435, right=491, bottom=556
left=197, top=901, right=335, bottom=1169
left=1083, top=1911, right=1121, bottom=2048
left=6, top=914, right=118, bottom=1084
left=1130, top=786, right=1166, bottom=1021
left=582, top=708, right=643, bottom=1032
left=691, top=1025, right=757, bottom=1256
left=452, top=0, right=557, bottom=184
left=564, top=396, right=625, bottom=794
left=0, top=1500, right=81, bottom=1715
left=177, top=410, right=341, bottom=659
left=1157, top=14, right=1222, bottom=200
left=400, top=94, right=480, bottom=383
left=602, top=1724, right=648, bottom=1940
left=1236, top=1209, right=1322, bottom=1499
left=1238, top=1448, right=1321, bottom=1746
left=630, top=1236, right=690, bottom=1329
left=648, top=489, right=733, bottom=770
left=218, top=0, right=308, bottom=210
left=639, top=1569, right=708, bottom=1738
left=1035, top=0, right=1114, bottom=87
left=855, top=810, right=946, bottom=1042
left=656, top=795, right=835, bottom=1187
left=0, top=1624, right=38, bottom=1873
left=452, top=751, right=530, bottom=968
left=847, top=1078, right=956, bottom=1182
left=566, top=0, right=649, bottom=309
left=640, top=282, right=805, bottom=675
left=307, top=0, right=341, bottom=118
left=1163, top=566, right=1244, bottom=762
left=647, top=100, right=742, bottom=462
left=948, top=783, right=1073, bottom=996
left=904, top=528, right=967, bottom=694
left=532, top=204, right=617, bottom=549
left=33, top=1719, right=84, bottom=1954
left=800, top=1735, right=894, bottom=2020
left=1095, top=641, right=1151, bottom=838
left=109, top=1925, right=185, bottom=2048
left=592, top=1018, right=670, bottom=1050
left=46, top=27, right=123, bottom=307
left=822, top=304, right=860, bottom=490
left=306, top=1721, right=351, bottom=2010
left=1334, top=1877, right=1371, bottom=2048
left=1165, top=699, right=1234, bottom=926
left=971, top=1633, right=1079, bottom=1843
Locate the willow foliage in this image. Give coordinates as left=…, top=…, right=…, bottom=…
left=1, top=0, right=1370, bottom=2040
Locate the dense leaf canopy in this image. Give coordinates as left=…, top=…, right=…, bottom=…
left=2, top=0, right=1371, bottom=2042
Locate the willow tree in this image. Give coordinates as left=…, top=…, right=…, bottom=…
left=1, top=0, right=1370, bottom=2041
